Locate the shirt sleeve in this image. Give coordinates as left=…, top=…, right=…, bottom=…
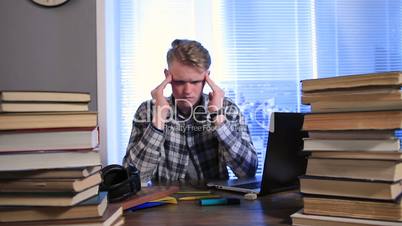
left=214, top=100, right=258, bottom=178
left=123, top=101, right=165, bottom=182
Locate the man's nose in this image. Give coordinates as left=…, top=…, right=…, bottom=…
left=183, top=82, right=192, bottom=93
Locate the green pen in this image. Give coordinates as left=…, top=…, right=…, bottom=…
left=199, top=198, right=240, bottom=206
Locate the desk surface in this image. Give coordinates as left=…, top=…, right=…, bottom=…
left=123, top=188, right=302, bottom=226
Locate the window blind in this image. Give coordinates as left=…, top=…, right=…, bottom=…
left=114, top=0, right=314, bottom=177
left=108, top=0, right=402, bottom=177
left=116, top=0, right=220, bottom=164
left=215, top=0, right=314, bottom=175
left=315, top=0, right=402, bottom=77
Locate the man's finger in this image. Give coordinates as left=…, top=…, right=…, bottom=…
left=205, top=74, right=219, bottom=91
left=157, top=73, right=172, bottom=90
left=162, top=73, right=172, bottom=87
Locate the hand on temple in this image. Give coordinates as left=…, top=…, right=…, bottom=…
left=151, top=73, right=172, bottom=129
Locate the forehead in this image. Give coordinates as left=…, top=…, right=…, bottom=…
left=169, top=60, right=205, bottom=81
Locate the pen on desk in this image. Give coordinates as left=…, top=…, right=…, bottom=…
left=199, top=198, right=241, bottom=206
left=176, top=191, right=212, bottom=194
left=178, top=194, right=221, bottom=201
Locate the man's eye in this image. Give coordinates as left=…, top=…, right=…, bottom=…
left=172, top=81, right=202, bottom=85
left=172, top=81, right=186, bottom=85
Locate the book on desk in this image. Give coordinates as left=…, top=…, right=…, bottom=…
left=0, top=192, right=107, bottom=222
left=0, top=90, right=124, bottom=226
left=119, top=185, right=180, bottom=210
left=292, top=72, right=402, bottom=226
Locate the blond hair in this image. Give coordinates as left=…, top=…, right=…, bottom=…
left=167, top=39, right=211, bottom=71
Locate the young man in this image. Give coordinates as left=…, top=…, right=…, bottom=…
left=123, top=39, right=258, bottom=183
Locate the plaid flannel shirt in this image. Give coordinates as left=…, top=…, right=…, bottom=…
left=123, top=94, right=258, bottom=183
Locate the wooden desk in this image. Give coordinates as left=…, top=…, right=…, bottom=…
left=123, top=189, right=302, bottom=226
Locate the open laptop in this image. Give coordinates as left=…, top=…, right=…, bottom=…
left=206, top=112, right=308, bottom=196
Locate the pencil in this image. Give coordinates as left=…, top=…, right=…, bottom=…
left=178, top=195, right=221, bottom=201
left=176, top=191, right=212, bottom=194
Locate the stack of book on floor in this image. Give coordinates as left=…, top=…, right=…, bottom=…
left=291, top=71, right=402, bottom=226
left=0, top=91, right=124, bottom=226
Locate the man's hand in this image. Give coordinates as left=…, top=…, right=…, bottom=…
left=205, top=74, right=225, bottom=112
left=205, top=74, right=226, bottom=126
left=151, top=74, right=172, bottom=130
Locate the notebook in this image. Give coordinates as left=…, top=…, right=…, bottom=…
left=206, top=112, right=308, bottom=196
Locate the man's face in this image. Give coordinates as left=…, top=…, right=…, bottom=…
left=166, top=60, right=206, bottom=113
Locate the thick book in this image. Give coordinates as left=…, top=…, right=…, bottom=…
left=303, top=138, right=400, bottom=151
left=0, top=127, right=99, bottom=152
left=0, top=192, right=107, bottom=222
left=0, top=102, right=89, bottom=112
left=0, top=172, right=101, bottom=193
left=0, top=166, right=101, bottom=179
left=303, top=110, right=402, bottom=131
left=308, top=130, right=396, bottom=140
left=301, top=71, right=402, bottom=92
left=310, top=151, right=402, bottom=160
left=0, top=151, right=101, bottom=171
left=302, top=87, right=402, bottom=104
left=0, top=185, right=98, bottom=206
left=310, top=99, right=402, bottom=113
left=299, top=176, right=402, bottom=200
left=306, top=158, right=402, bottom=181
left=291, top=209, right=402, bottom=226
left=0, top=203, right=123, bottom=226
left=0, top=91, right=90, bottom=103
left=120, top=186, right=180, bottom=210
left=0, top=112, right=97, bottom=131
left=303, top=195, right=402, bottom=222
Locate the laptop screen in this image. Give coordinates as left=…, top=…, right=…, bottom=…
left=259, top=112, right=309, bottom=195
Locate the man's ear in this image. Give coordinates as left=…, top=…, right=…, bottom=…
left=164, top=69, right=169, bottom=78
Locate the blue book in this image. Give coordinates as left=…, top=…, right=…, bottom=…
left=129, top=202, right=167, bottom=211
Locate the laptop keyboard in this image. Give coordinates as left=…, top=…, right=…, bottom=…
left=233, top=181, right=261, bottom=189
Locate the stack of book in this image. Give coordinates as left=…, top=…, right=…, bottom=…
left=0, top=91, right=124, bottom=226
left=0, top=91, right=91, bottom=112
left=291, top=71, right=402, bottom=226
